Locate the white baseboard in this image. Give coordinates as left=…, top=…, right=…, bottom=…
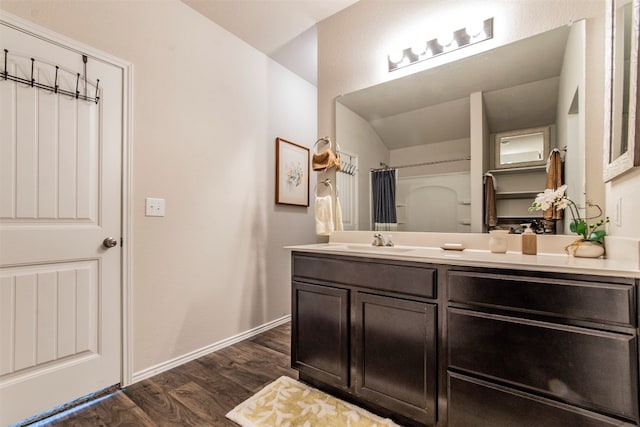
left=131, top=314, right=291, bottom=384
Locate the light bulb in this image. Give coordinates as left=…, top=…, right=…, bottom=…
left=388, top=50, right=405, bottom=64
left=443, top=39, right=459, bottom=51
left=437, top=32, right=454, bottom=47
left=410, top=42, right=426, bottom=57
left=466, top=20, right=486, bottom=39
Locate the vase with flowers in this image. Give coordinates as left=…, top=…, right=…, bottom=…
left=529, top=185, right=609, bottom=258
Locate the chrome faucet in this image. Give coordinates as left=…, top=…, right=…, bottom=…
left=372, top=233, right=394, bottom=247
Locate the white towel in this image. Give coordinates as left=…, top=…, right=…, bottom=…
left=335, top=194, right=344, bottom=231
left=483, top=172, right=497, bottom=190
left=315, top=195, right=335, bottom=236
left=546, top=148, right=561, bottom=172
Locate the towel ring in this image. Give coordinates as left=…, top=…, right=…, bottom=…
left=314, top=178, right=333, bottom=197
left=313, top=137, right=332, bottom=154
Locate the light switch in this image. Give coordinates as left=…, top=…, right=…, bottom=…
left=145, top=197, right=165, bottom=217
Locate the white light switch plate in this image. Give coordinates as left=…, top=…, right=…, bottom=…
left=145, top=197, right=165, bottom=217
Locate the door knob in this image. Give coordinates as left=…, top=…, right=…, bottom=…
left=103, top=237, right=118, bottom=248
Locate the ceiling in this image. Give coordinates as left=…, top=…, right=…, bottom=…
left=180, top=0, right=359, bottom=85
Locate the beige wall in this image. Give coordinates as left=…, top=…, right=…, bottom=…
left=336, top=101, right=389, bottom=229
left=0, top=0, right=317, bottom=375
left=318, top=0, right=609, bottom=231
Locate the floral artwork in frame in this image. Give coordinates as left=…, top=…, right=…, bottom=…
left=276, top=137, right=310, bottom=206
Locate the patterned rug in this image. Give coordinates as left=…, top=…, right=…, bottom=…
left=226, top=376, right=401, bottom=427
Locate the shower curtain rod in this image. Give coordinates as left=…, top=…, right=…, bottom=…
left=370, top=156, right=471, bottom=172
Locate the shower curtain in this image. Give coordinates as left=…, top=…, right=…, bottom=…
left=371, top=169, right=398, bottom=231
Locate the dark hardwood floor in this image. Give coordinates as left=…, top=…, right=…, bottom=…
left=31, top=322, right=296, bottom=426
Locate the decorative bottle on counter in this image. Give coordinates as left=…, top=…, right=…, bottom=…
left=489, top=229, right=509, bottom=253
left=521, top=223, right=537, bottom=255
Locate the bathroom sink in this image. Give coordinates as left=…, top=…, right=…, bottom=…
left=346, top=245, right=416, bottom=254
left=312, top=244, right=417, bottom=255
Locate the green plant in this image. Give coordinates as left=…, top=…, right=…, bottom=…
left=529, top=185, right=609, bottom=242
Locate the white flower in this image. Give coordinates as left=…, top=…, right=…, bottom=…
left=553, top=184, right=568, bottom=199
left=555, top=197, right=569, bottom=210
left=531, top=186, right=569, bottom=211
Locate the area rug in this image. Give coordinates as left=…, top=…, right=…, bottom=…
left=226, top=376, right=402, bottom=427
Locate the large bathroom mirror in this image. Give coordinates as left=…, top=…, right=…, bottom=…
left=604, top=0, right=640, bottom=181
left=336, top=22, right=587, bottom=233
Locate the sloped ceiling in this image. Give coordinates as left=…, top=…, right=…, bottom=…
left=180, top=0, right=359, bottom=85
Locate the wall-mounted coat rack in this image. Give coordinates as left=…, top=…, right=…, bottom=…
left=2, top=49, right=100, bottom=104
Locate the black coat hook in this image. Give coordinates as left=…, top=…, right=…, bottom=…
left=54, top=66, right=59, bottom=93
left=3, top=49, right=7, bottom=80
left=2, top=49, right=99, bottom=103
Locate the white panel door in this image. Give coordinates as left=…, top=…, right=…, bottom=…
left=0, top=20, right=122, bottom=426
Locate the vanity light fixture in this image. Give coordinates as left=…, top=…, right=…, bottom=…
left=388, top=17, right=494, bottom=72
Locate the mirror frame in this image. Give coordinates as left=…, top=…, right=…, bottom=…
left=604, top=0, right=640, bottom=181
left=494, top=126, right=550, bottom=170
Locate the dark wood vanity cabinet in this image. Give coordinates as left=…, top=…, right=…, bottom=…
left=447, top=268, right=638, bottom=426
left=291, top=252, right=640, bottom=426
left=291, top=252, right=439, bottom=426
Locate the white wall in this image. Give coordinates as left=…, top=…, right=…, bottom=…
left=0, top=0, right=317, bottom=375
left=556, top=20, right=587, bottom=233
left=318, top=0, right=609, bottom=231
left=389, top=138, right=470, bottom=177
left=335, top=101, right=389, bottom=229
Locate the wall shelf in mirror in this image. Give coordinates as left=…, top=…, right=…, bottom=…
left=495, top=191, right=540, bottom=199
left=487, top=165, right=547, bottom=174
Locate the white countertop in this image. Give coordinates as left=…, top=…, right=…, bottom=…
left=286, top=231, right=640, bottom=278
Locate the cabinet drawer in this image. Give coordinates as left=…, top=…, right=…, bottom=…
left=448, top=308, right=638, bottom=420
left=293, top=253, right=436, bottom=298
left=448, top=270, right=635, bottom=326
left=448, top=372, right=636, bottom=427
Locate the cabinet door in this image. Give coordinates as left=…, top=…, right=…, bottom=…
left=292, top=281, right=350, bottom=388
left=354, top=292, right=437, bottom=425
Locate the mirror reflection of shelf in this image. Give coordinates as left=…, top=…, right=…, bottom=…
left=497, top=214, right=543, bottom=219
left=487, top=165, right=547, bottom=174
left=495, top=191, right=540, bottom=199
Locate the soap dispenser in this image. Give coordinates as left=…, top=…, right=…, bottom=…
left=521, top=223, right=537, bottom=255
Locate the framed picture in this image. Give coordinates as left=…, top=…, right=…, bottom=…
left=276, top=137, right=310, bottom=206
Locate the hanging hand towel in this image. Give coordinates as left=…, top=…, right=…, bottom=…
left=335, top=193, right=344, bottom=231
left=483, top=173, right=498, bottom=228
left=312, top=150, right=339, bottom=171
left=315, top=195, right=335, bottom=236
left=544, top=149, right=564, bottom=220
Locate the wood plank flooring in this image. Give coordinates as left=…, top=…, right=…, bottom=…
left=30, top=322, right=296, bottom=426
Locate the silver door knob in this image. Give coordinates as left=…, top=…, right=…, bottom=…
left=103, top=237, right=118, bottom=248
